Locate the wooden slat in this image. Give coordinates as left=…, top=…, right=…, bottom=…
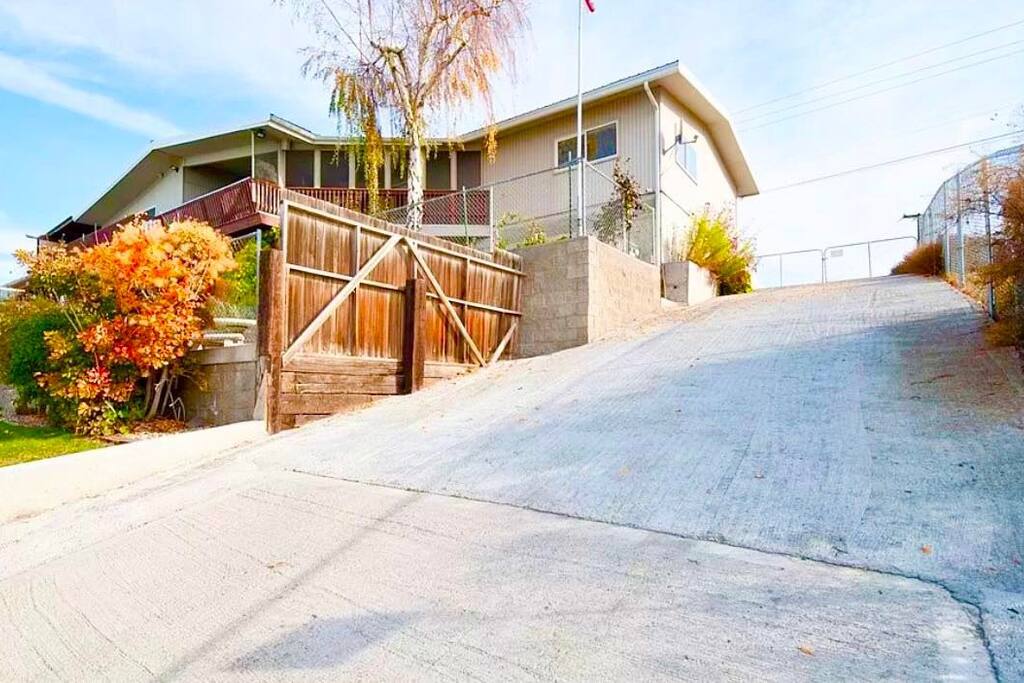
left=282, top=374, right=403, bottom=395
left=279, top=393, right=377, bottom=415
left=404, top=238, right=486, bottom=366
left=285, top=355, right=402, bottom=374
left=283, top=233, right=402, bottom=363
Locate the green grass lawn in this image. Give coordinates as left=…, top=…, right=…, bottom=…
left=0, top=421, right=103, bottom=467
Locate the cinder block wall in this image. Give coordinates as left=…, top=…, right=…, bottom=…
left=181, top=344, right=258, bottom=427
left=515, top=237, right=661, bottom=357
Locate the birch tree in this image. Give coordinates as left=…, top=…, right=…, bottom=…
left=290, top=0, right=529, bottom=229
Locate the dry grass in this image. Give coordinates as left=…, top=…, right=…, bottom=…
left=891, top=242, right=944, bottom=276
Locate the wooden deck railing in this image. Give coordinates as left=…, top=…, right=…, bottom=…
left=74, top=179, right=488, bottom=247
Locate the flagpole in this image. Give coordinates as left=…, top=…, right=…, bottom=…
left=576, top=0, right=585, bottom=237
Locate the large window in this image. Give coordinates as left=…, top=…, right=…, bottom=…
left=425, top=151, right=451, bottom=190
left=285, top=150, right=314, bottom=187
left=556, top=122, right=617, bottom=167
left=321, top=150, right=349, bottom=188
left=675, top=122, right=698, bottom=180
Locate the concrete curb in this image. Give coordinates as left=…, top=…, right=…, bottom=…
left=0, top=420, right=267, bottom=523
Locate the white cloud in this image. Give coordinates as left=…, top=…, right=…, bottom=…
left=0, top=52, right=182, bottom=138
left=0, top=0, right=330, bottom=127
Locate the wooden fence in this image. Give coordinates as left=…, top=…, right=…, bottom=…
left=261, top=198, right=523, bottom=431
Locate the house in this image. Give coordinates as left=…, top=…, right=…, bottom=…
left=42, top=61, right=757, bottom=264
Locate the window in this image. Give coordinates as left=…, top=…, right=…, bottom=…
left=425, top=151, right=451, bottom=190
left=285, top=150, right=314, bottom=187
left=556, top=122, right=618, bottom=167
left=674, top=122, right=698, bottom=180
left=321, top=150, right=349, bottom=188
left=456, top=150, right=481, bottom=189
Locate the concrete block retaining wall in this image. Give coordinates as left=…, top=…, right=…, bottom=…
left=181, top=344, right=258, bottom=427
left=516, top=237, right=661, bottom=357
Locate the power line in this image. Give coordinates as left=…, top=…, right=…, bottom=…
left=739, top=47, right=1024, bottom=132
left=737, top=38, right=1024, bottom=124
left=736, top=17, right=1024, bottom=114
left=761, top=130, right=1024, bottom=193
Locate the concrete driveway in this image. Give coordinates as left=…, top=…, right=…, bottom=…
left=1, top=275, right=1021, bottom=680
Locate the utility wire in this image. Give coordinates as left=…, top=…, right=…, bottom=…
left=739, top=47, right=1024, bottom=132
left=737, top=38, right=1024, bottom=124
left=761, top=130, right=1024, bottom=193
left=736, top=17, right=1024, bottom=114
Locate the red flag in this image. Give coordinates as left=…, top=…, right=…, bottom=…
left=584, top=0, right=595, bottom=11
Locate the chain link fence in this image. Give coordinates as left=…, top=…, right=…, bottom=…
left=919, top=144, right=1024, bottom=317
left=380, top=160, right=658, bottom=264
left=485, top=160, right=657, bottom=263
left=378, top=189, right=494, bottom=250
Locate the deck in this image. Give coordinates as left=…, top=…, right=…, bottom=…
left=73, top=179, right=490, bottom=246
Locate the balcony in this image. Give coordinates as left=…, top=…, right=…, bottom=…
left=75, top=179, right=490, bottom=246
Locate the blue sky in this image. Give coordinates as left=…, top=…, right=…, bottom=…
left=1, top=0, right=1022, bottom=285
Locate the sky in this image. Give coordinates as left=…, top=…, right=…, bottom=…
left=1, top=0, right=1022, bottom=286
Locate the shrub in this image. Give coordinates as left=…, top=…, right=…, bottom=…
left=592, top=160, right=643, bottom=248
left=683, top=210, right=756, bottom=294
left=0, top=298, right=69, bottom=411
left=14, top=219, right=235, bottom=434
left=519, top=223, right=548, bottom=247
left=975, top=162, right=1024, bottom=351
left=891, top=242, right=943, bottom=276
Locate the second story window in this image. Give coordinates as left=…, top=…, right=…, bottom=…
left=556, top=121, right=618, bottom=167
left=675, top=122, right=699, bottom=181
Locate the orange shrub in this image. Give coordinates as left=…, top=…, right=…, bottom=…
left=891, top=242, right=943, bottom=276
left=15, top=219, right=235, bottom=433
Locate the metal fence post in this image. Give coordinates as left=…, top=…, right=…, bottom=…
left=983, top=166, right=996, bottom=317
left=955, top=171, right=965, bottom=286
left=488, top=187, right=495, bottom=253
left=867, top=240, right=873, bottom=278
left=255, top=228, right=262, bottom=313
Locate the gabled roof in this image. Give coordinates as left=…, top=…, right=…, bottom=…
left=460, top=61, right=758, bottom=197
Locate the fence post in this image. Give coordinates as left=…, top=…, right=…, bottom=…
left=259, top=248, right=286, bottom=433
left=955, top=171, right=965, bottom=286
left=402, top=277, right=427, bottom=394
left=488, top=187, right=495, bottom=253
left=982, top=162, right=997, bottom=318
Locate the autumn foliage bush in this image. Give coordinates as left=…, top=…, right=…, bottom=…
left=683, top=210, right=756, bottom=294
left=891, top=242, right=944, bottom=276
left=976, top=161, right=1024, bottom=350
left=11, top=219, right=235, bottom=434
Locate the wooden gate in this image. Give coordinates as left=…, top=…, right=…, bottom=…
left=261, top=198, right=523, bottom=431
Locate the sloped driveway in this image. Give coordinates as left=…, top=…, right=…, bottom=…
left=257, top=275, right=1024, bottom=679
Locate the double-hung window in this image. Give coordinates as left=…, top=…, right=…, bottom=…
left=556, top=122, right=618, bottom=167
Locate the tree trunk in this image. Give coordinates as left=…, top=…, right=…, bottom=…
left=406, top=135, right=424, bottom=231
